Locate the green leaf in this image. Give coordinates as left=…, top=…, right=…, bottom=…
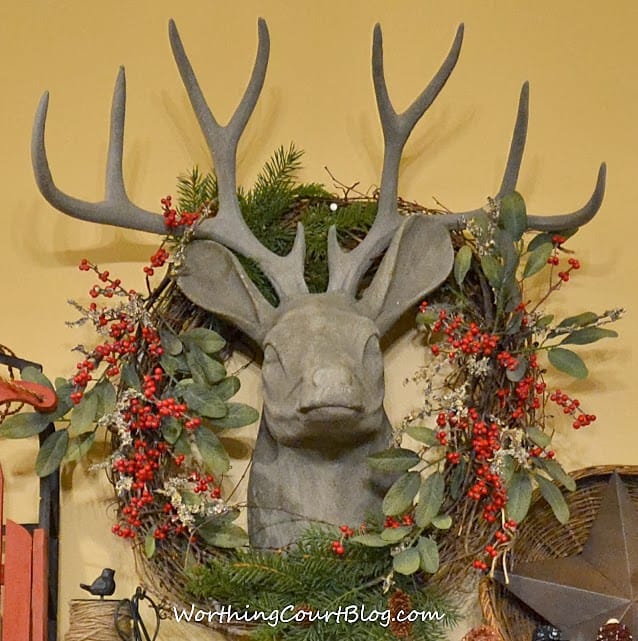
left=527, top=426, right=552, bottom=449
left=21, top=366, right=54, bottom=390
left=381, top=526, right=412, bottom=543
left=454, top=245, right=473, bottom=285
left=144, top=533, right=156, bottom=559
left=161, top=417, right=183, bottom=444
left=499, top=455, right=516, bottom=485
left=431, top=514, right=452, bottom=530
left=450, top=459, right=467, bottom=499
left=561, top=327, right=618, bottom=346
left=69, top=393, right=98, bottom=437
left=382, top=471, right=421, bottom=516
left=94, top=379, right=117, bottom=416
left=417, top=536, right=440, bottom=573
left=368, top=448, right=421, bottom=473
left=211, top=403, right=260, bottom=429
left=35, top=429, right=68, bottom=476
left=558, top=312, right=598, bottom=329
left=536, top=314, right=554, bottom=329
left=506, top=356, right=528, bottom=382
left=212, top=376, right=241, bottom=402
left=64, top=431, right=96, bottom=462
left=480, top=255, right=503, bottom=289
left=181, top=328, right=226, bottom=355
left=496, top=229, right=520, bottom=282
left=182, top=384, right=227, bottom=419
left=548, top=348, right=588, bottom=379
left=527, top=232, right=553, bottom=252
left=160, top=353, right=187, bottom=378
left=121, top=362, right=141, bottom=390
left=198, top=522, right=248, bottom=548
left=49, top=379, right=74, bottom=420
left=393, top=547, right=420, bottom=576
left=523, top=242, right=553, bottom=278
left=160, top=327, right=183, bottom=356
left=539, top=459, right=577, bottom=492
left=499, top=191, right=527, bottom=241
left=506, top=471, right=532, bottom=523
left=415, top=471, right=445, bottom=527
left=0, top=411, right=51, bottom=438
left=351, top=533, right=390, bottom=548
left=173, top=430, right=191, bottom=457
left=527, top=228, right=577, bottom=252
left=194, top=428, right=230, bottom=475
left=186, top=346, right=227, bottom=385
left=405, top=425, right=438, bottom=446
left=536, top=474, right=570, bottom=524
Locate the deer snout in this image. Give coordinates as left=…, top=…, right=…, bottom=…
left=298, top=365, right=364, bottom=414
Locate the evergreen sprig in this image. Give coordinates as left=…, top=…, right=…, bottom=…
left=188, top=526, right=457, bottom=641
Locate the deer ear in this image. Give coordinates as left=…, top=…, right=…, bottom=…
left=355, top=216, right=454, bottom=335
left=177, top=240, right=276, bottom=345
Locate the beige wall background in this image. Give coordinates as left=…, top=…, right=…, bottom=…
left=0, top=1, right=636, bottom=639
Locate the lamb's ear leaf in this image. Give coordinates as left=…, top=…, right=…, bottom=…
left=356, top=217, right=454, bottom=334
left=177, top=240, right=276, bottom=346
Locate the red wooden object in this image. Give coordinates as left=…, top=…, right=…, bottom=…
left=31, top=529, right=49, bottom=641
left=3, top=520, right=33, bottom=641
left=0, top=378, right=57, bottom=413
left=0, top=465, right=49, bottom=641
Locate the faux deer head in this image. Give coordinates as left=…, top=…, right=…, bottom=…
left=32, top=19, right=605, bottom=549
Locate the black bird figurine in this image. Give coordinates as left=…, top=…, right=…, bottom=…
left=80, top=568, right=116, bottom=599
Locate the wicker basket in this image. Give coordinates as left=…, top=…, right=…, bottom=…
left=479, top=465, right=638, bottom=641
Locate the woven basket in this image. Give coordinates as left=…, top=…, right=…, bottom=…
left=479, top=465, right=638, bottom=641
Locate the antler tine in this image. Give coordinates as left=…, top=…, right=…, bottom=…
left=169, top=19, right=308, bottom=299
left=526, top=162, right=606, bottom=230
left=328, top=23, right=464, bottom=294
left=32, top=68, right=168, bottom=235
left=441, top=83, right=606, bottom=231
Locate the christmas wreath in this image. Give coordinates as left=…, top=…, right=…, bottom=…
left=0, top=145, right=622, bottom=640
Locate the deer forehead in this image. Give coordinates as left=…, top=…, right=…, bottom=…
left=264, top=292, right=379, bottom=352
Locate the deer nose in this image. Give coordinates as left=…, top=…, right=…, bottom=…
left=298, top=365, right=362, bottom=414
left=312, top=366, right=352, bottom=389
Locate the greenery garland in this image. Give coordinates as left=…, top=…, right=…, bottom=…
left=0, top=145, right=623, bottom=639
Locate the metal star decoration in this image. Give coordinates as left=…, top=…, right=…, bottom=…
left=496, top=474, right=638, bottom=641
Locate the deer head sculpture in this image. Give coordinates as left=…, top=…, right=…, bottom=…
left=32, top=20, right=605, bottom=549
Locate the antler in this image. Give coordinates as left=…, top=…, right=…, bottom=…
left=327, top=27, right=606, bottom=295
left=169, top=20, right=307, bottom=298
left=440, top=82, right=607, bottom=230
left=32, top=68, right=168, bottom=235
left=32, top=19, right=307, bottom=300
left=327, top=23, right=464, bottom=294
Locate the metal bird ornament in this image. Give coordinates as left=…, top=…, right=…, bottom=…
left=80, top=568, right=116, bottom=599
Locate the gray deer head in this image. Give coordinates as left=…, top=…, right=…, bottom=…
left=32, top=20, right=605, bottom=549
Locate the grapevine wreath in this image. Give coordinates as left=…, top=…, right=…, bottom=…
left=0, top=146, right=622, bottom=640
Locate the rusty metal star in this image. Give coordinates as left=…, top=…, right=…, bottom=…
left=496, top=473, right=638, bottom=641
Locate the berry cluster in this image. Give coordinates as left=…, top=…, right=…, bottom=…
left=547, top=235, right=582, bottom=283
left=423, top=304, right=500, bottom=362
left=72, top=261, right=164, bottom=404
left=161, top=195, right=200, bottom=230
left=330, top=524, right=356, bottom=556
left=549, top=389, right=596, bottom=429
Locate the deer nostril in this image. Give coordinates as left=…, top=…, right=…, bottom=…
left=312, top=367, right=352, bottom=389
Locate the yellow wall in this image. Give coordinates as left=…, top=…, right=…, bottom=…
left=0, top=1, right=636, bottom=639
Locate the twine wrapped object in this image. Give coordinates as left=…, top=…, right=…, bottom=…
left=479, top=465, right=638, bottom=641
left=64, top=599, right=131, bottom=641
